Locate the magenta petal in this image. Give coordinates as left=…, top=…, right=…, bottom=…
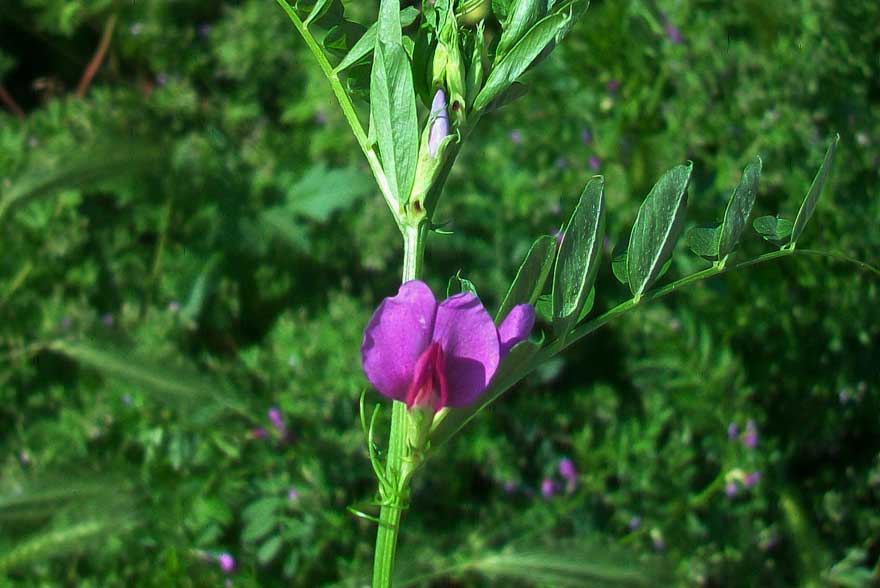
left=361, top=280, right=438, bottom=401
left=498, top=304, right=535, bottom=355
left=432, top=293, right=500, bottom=407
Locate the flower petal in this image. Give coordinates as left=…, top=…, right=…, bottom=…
left=498, top=303, right=535, bottom=355
left=432, top=292, right=500, bottom=407
left=361, top=280, right=437, bottom=401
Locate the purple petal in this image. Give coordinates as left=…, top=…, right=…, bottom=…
left=428, top=89, right=449, bottom=157
left=432, top=293, right=500, bottom=407
left=362, top=281, right=437, bottom=401
left=498, top=304, right=535, bottom=355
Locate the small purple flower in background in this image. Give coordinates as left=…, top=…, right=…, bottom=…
left=268, top=406, right=287, bottom=438
left=540, top=477, right=557, bottom=499
left=156, top=73, right=168, bottom=86
left=589, top=155, right=602, bottom=170
left=725, top=481, right=739, bottom=497
left=628, top=515, right=642, bottom=531
left=553, top=228, right=565, bottom=247
left=744, top=471, right=762, bottom=488
left=287, top=486, right=300, bottom=501
left=217, top=553, right=235, bottom=573
left=838, top=389, right=851, bottom=404
left=361, top=281, right=534, bottom=411
left=743, top=419, right=759, bottom=448
left=503, top=480, right=518, bottom=495
left=607, top=79, right=621, bottom=93
left=129, top=22, right=143, bottom=36
left=101, top=313, right=114, bottom=326
left=197, top=22, right=212, bottom=37
left=122, top=394, right=133, bottom=406
left=555, top=156, right=569, bottom=169
left=665, top=22, right=683, bottom=44
left=559, top=457, right=577, bottom=486
left=314, top=109, right=328, bottom=124
left=168, top=300, right=181, bottom=312
left=650, top=529, right=666, bottom=552
left=727, top=422, right=739, bottom=440
left=580, top=127, right=592, bottom=144
left=509, top=129, right=523, bottom=145
left=250, top=427, right=268, bottom=439
left=428, top=89, right=450, bottom=157
left=19, top=450, right=31, bottom=465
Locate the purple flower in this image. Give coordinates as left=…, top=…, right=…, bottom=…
left=665, top=22, right=683, bottom=44
left=540, top=477, right=557, bottom=499
left=607, top=79, right=621, bottom=93
left=727, top=422, right=739, bottom=440
left=428, top=89, right=450, bottom=157
left=287, top=487, right=300, bottom=501
left=553, top=228, right=565, bottom=246
left=250, top=427, right=268, bottom=439
left=509, top=129, right=523, bottom=145
left=197, top=22, right=212, bottom=37
left=502, top=480, right=518, bottom=494
left=743, top=419, right=759, bottom=448
left=168, top=300, right=181, bottom=312
left=129, top=22, right=143, bottom=36
left=268, top=406, right=285, bottom=430
left=589, top=155, right=602, bottom=170
left=628, top=515, right=642, bottom=531
left=361, top=281, right=534, bottom=411
left=744, top=471, right=761, bottom=488
left=725, top=481, right=739, bottom=497
left=559, top=458, right=577, bottom=483
left=156, top=73, right=168, bottom=86
left=217, top=553, right=235, bottom=573
left=580, top=127, right=592, bottom=144
left=101, top=313, right=114, bottom=326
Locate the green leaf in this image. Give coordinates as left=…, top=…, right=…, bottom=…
left=718, top=155, right=762, bottom=259
left=790, top=134, right=840, bottom=246
left=377, top=0, right=403, bottom=44
left=552, top=176, right=605, bottom=337
left=286, top=165, right=372, bottom=221
left=473, top=11, right=569, bottom=112
left=535, top=293, right=553, bottom=322
left=686, top=226, right=720, bottom=260
left=257, top=536, right=284, bottom=564
left=495, top=234, right=557, bottom=323
left=495, top=0, right=544, bottom=59
left=334, top=7, right=419, bottom=73
left=446, top=271, right=479, bottom=297
left=370, top=39, right=419, bottom=204
left=303, top=0, right=334, bottom=26
left=242, top=497, right=284, bottom=543
left=753, top=215, right=794, bottom=245
left=611, top=250, right=628, bottom=285
left=576, top=286, right=596, bottom=322
left=491, top=0, right=513, bottom=22
left=626, top=162, right=692, bottom=300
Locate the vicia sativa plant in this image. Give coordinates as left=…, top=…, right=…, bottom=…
left=276, top=0, right=874, bottom=585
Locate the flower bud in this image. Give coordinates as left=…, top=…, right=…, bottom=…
left=428, top=89, right=450, bottom=157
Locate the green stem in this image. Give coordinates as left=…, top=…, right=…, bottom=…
left=274, top=0, right=401, bottom=227
left=372, top=222, right=426, bottom=588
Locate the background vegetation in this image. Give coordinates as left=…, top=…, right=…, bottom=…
left=1, top=0, right=878, bottom=586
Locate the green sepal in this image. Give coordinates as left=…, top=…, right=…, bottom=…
left=446, top=270, right=479, bottom=297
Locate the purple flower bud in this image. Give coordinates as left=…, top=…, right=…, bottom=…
left=268, top=407, right=286, bottom=435
left=628, top=515, right=642, bottom=531
left=580, top=127, right=592, bottom=144
left=509, top=129, right=523, bottom=145
left=743, top=419, right=758, bottom=448
left=287, top=487, right=300, bottom=501
left=250, top=427, right=268, bottom=439
left=558, top=458, right=577, bottom=483
left=502, top=480, right=517, bottom=494
left=168, top=300, right=181, bottom=312
left=725, top=481, right=739, bottom=497
left=744, top=471, right=761, bottom=488
left=217, top=553, right=235, bottom=573
left=156, top=73, right=168, bottom=86
left=607, top=79, right=621, bottom=93
left=428, top=89, right=450, bottom=157
left=727, top=422, right=739, bottom=440
left=665, top=22, right=683, bottom=44
left=540, top=477, right=557, bottom=499
left=589, top=155, right=602, bottom=170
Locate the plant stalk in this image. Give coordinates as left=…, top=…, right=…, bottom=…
left=372, top=222, right=426, bottom=587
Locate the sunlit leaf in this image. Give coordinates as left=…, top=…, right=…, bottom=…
left=496, top=234, right=557, bottom=323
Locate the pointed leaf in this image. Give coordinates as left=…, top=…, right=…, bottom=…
left=473, top=11, right=569, bottom=112
left=495, top=0, right=544, bottom=59
left=495, top=234, right=557, bottom=323
left=576, top=287, right=595, bottom=322
left=686, top=226, right=720, bottom=260
left=447, top=271, right=479, bottom=297
left=552, top=176, right=605, bottom=337
left=334, top=7, right=419, bottom=73
left=303, top=0, right=334, bottom=26
left=370, top=40, right=419, bottom=204
left=611, top=251, right=628, bottom=285
left=376, top=0, right=402, bottom=44
left=626, top=163, right=692, bottom=299
left=718, top=155, right=762, bottom=258
left=791, top=134, right=839, bottom=246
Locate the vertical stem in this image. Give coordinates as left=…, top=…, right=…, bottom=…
left=372, top=222, right=425, bottom=588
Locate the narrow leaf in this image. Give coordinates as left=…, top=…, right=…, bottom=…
left=718, top=155, right=762, bottom=258
left=473, top=11, right=569, bottom=112
left=495, top=0, right=544, bottom=59
left=334, top=8, right=419, bottom=73
left=377, top=0, right=402, bottom=44
left=686, top=226, right=720, bottom=260
left=790, top=134, right=839, bottom=246
left=303, top=0, right=333, bottom=26
left=552, top=176, right=605, bottom=337
left=626, top=163, right=692, bottom=299
left=495, top=234, right=557, bottom=323
left=370, top=40, right=419, bottom=204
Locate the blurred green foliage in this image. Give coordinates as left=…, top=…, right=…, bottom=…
left=1, top=0, right=878, bottom=586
